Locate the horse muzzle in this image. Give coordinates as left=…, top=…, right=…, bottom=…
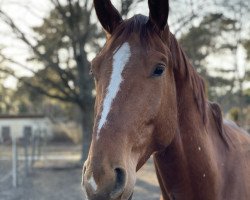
left=82, top=163, right=129, bottom=200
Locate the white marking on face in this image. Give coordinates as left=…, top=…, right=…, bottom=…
left=88, top=174, right=98, bottom=191
left=97, top=42, right=131, bottom=139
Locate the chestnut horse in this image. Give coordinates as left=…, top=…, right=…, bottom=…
left=82, top=0, right=250, bottom=199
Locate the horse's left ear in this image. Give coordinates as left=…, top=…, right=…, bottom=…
left=148, top=0, right=169, bottom=31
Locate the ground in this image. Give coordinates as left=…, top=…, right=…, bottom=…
left=0, top=144, right=160, bottom=200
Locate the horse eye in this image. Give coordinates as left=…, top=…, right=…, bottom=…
left=152, top=64, right=165, bottom=77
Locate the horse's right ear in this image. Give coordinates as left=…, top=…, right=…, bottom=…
left=94, top=0, right=123, bottom=35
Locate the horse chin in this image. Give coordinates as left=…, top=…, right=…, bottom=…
left=120, top=189, right=134, bottom=200
left=119, top=184, right=134, bottom=200
left=128, top=193, right=133, bottom=200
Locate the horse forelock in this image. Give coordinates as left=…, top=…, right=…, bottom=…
left=108, top=14, right=158, bottom=50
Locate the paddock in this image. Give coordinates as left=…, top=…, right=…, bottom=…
left=0, top=144, right=161, bottom=200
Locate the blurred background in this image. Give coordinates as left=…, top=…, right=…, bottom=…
left=0, top=0, right=249, bottom=199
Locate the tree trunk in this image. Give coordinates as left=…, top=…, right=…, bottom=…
left=75, top=45, right=94, bottom=163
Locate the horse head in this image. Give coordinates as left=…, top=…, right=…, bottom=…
left=83, top=1, right=177, bottom=199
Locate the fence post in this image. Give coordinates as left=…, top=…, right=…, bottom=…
left=12, top=136, right=18, bottom=188
left=24, top=135, right=29, bottom=176
left=37, top=129, right=42, bottom=159
left=31, top=134, right=37, bottom=171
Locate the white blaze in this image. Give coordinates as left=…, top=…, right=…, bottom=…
left=88, top=174, right=98, bottom=191
left=97, top=42, right=131, bottom=139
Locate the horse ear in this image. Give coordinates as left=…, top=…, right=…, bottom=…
left=94, top=0, right=123, bottom=35
left=148, top=0, right=169, bottom=31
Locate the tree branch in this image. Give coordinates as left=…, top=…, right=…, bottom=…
left=0, top=68, right=79, bottom=103
left=0, top=9, right=77, bottom=96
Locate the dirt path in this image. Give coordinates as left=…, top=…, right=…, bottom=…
left=0, top=159, right=160, bottom=200
left=0, top=144, right=160, bottom=200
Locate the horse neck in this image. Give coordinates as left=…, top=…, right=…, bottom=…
left=154, top=34, right=221, bottom=199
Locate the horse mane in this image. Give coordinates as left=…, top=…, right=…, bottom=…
left=168, top=34, right=208, bottom=123
left=110, top=14, right=229, bottom=146
left=209, top=102, right=231, bottom=148
left=169, top=34, right=230, bottom=147
left=170, top=34, right=231, bottom=148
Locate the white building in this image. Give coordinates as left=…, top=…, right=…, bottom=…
left=0, top=115, right=53, bottom=143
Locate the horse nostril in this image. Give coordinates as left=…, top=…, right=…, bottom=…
left=110, top=168, right=126, bottom=199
